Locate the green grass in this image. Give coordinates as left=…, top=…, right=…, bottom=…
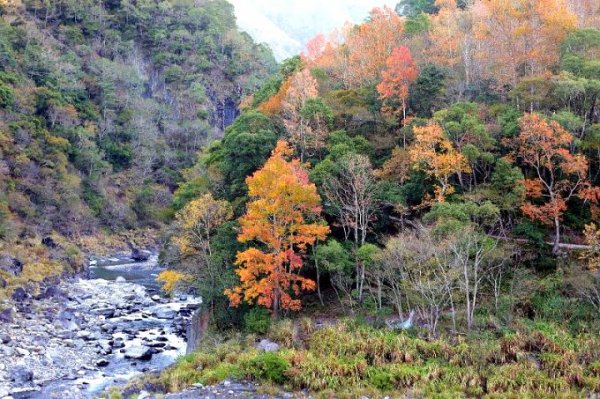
left=156, top=319, right=600, bottom=398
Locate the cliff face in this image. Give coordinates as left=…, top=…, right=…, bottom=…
left=0, top=0, right=275, bottom=240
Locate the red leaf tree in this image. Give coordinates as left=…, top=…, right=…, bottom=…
left=510, top=113, right=598, bottom=254
left=377, top=46, right=418, bottom=147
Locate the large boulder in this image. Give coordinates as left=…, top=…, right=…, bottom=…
left=152, top=306, right=177, bottom=320
left=0, top=308, right=13, bottom=322
left=256, top=339, right=280, bottom=352
left=0, top=255, right=23, bottom=276
left=124, top=345, right=153, bottom=361
left=9, top=365, right=33, bottom=384
left=131, top=248, right=151, bottom=262
left=11, top=287, right=28, bottom=302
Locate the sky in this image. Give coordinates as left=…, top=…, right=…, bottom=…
left=228, top=0, right=398, bottom=61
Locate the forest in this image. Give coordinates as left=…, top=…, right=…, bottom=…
left=0, top=0, right=275, bottom=288
left=1, top=0, right=600, bottom=398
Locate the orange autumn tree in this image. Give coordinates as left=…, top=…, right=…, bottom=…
left=281, top=69, right=323, bottom=162
left=428, top=0, right=477, bottom=87
left=409, top=123, right=471, bottom=203
left=510, top=113, right=598, bottom=255
left=344, top=6, right=405, bottom=88
left=377, top=46, right=418, bottom=147
left=472, top=0, right=577, bottom=89
left=225, top=141, right=330, bottom=319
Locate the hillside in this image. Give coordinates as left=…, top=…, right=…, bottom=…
left=0, top=0, right=275, bottom=286
left=0, top=0, right=599, bottom=397
left=150, top=0, right=600, bottom=397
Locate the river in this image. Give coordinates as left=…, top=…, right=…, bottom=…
left=0, top=253, right=201, bottom=399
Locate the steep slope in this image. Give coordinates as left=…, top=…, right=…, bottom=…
left=0, top=0, right=276, bottom=287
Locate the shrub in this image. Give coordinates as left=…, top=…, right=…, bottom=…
left=201, top=362, right=243, bottom=385
left=156, top=270, right=193, bottom=295
left=367, top=367, right=393, bottom=391
left=0, top=82, right=14, bottom=108
left=245, top=352, right=290, bottom=384
left=268, top=319, right=296, bottom=348
left=244, top=307, right=271, bottom=334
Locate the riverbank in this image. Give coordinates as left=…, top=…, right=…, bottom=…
left=0, top=255, right=200, bottom=399
left=144, top=318, right=600, bottom=398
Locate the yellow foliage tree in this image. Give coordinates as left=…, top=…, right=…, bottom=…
left=582, top=224, right=600, bottom=271
left=156, top=270, right=193, bottom=295
left=225, top=141, right=329, bottom=319
left=174, top=193, right=233, bottom=258
left=409, top=123, right=471, bottom=202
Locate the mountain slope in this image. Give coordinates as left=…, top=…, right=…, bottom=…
left=0, top=0, right=276, bottom=283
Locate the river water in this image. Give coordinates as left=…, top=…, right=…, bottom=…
left=0, top=253, right=201, bottom=399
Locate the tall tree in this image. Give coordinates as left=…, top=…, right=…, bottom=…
left=281, top=69, right=331, bottom=161
left=225, top=141, right=329, bottom=319
left=509, top=113, right=599, bottom=254
left=427, top=0, right=476, bottom=91
left=344, top=6, right=405, bottom=88
left=169, top=193, right=233, bottom=329
left=472, top=0, right=577, bottom=89
left=322, top=153, right=378, bottom=303
left=409, top=123, right=471, bottom=202
left=377, top=46, right=419, bottom=146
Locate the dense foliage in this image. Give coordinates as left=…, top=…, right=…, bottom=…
left=1, top=0, right=599, bottom=395
left=163, top=0, right=599, bottom=333
left=154, top=319, right=600, bottom=397
left=0, top=0, right=275, bottom=289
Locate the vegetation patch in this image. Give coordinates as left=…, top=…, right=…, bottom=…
left=156, top=320, right=600, bottom=397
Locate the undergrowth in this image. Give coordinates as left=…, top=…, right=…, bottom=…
left=157, top=319, right=600, bottom=398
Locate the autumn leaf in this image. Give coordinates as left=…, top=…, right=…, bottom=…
left=409, top=123, right=471, bottom=202
left=225, top=140, right=329, bottom=318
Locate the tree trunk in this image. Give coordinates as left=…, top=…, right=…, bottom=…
left=272, top=292, right=280, bottom=321
left=553, top=217, right=561, bottom=256
left=402, top=99, right=407, bottom=149
left=313, top=245, right=324, bottom=306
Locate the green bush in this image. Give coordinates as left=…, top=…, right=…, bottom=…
left=244, top=307, right=271, bottom=335
left=367, top=367, right=393, bottom=391
left=0, top=82, right=14, bottom=108
left=245, top=352, right=290, bottom=384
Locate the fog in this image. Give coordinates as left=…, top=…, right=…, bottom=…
left=228, top=0, right=398, bottom=61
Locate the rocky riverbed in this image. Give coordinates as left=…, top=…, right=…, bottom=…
left=0, top=254, right=201, bottom=399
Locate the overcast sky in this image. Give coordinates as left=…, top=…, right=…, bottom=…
left=228, top=0, right=398, bottom=61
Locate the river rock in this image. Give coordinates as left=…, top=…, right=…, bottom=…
left=39, top=286, right=64, bottom=299
left=96, top=359, right=109, bottom=367
left=124, top=345, right=153, bottom=361
left=59, top=319, right=80, bottom=332
left=0, top=308, right=12, bottom=322
left=152, top=306, right=177, bottom=319
left=0, top=333, right=11, bottom=343
left=11, top=287, right=27, bottom=302
left=131, top=248, right=151, bottom=262
left=91, top=307, right=115, bottom=318
left=9, top=365, right=33, bottom=384
left=0, top=276, right=6, bottom=288
left=75, top=331, right=91, bottom=340
left=257, top=339, right=280, bottom=352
